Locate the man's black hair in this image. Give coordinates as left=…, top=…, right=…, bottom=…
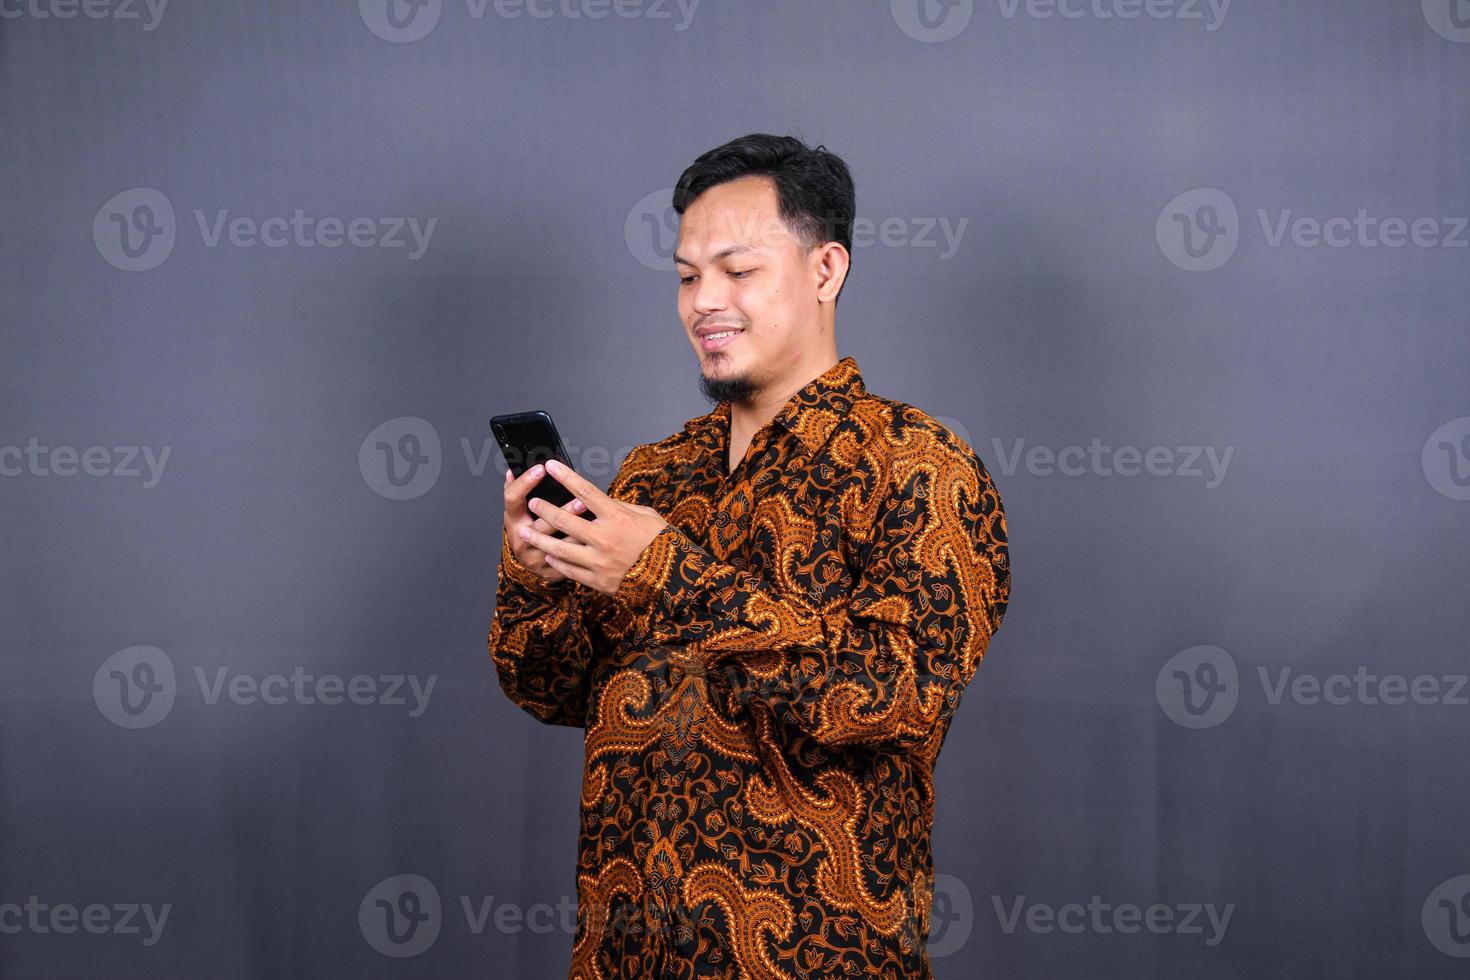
left=672, top=133, right=855, bottom=302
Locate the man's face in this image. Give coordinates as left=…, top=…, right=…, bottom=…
left=673, top=176, right=820, bottom=402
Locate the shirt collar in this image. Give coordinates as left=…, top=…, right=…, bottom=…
left=683, top=355, right=867, bottom=461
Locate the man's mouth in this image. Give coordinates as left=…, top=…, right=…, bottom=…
left=698, top=328, right=743, bottom=352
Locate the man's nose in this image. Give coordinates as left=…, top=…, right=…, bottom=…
left=691, top=274, right=727, bottom=314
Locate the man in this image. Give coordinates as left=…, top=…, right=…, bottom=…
left=489, top=133, right=1011, bottom=979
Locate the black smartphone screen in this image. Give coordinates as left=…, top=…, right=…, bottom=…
left=489, top=411, right=596, bottom=537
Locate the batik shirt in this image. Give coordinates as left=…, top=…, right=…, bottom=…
left=489, top=355, right=1011, bottom=979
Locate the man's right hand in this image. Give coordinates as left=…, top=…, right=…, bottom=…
left=503, top=464, right=589, bottom=585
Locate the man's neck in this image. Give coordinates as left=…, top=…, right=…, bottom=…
left=727, top=350, right=840, bottom=455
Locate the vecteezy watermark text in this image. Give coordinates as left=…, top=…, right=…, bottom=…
left=988, top=437, right=1234, bottom=488
left=623, top=187, right=969, bottom=272
left=359, top=0, right=700, bottom=43
left=358, top=416, right=645, bottom=501
left=1157, top=646, right=1470, bottom=729
left=94, top=188, right=437, bottom=271
left=890, top=0, right=1230, bottom=44
left=93, top=646, right=438, bottom=729
left=1157, top=188, right=1467, bottom=272
left=0, top=896, right=171, bottom=946
left=0, top=0, right=168, bottom=29
left=1, top=439, right=170, bottom=487
left=360, top=872, right=972, bottom=957
left=992, top=894, right=1234, bottom=946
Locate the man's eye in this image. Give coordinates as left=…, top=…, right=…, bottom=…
left=729, top=269, right=753, bottom=279
left=679, top=275, right=697, bottom=285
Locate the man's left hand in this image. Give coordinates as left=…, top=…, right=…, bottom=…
left=519, top=458, right=670, bottom=597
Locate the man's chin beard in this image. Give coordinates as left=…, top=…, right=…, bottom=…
left=698, top=367, right=759, bottom=406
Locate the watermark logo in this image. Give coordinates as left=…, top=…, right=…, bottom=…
left=1159, top=646, right=1469, bottom=729
left=1157, top=188, right=1238, bottom=272
left=360, top=417, right=443, bottom=500
left=361, top=417, right=649, bottom=500
left=94, top=189, right=438, bottom=271
left=361, top=0, right=699, bottom=41
left=1422, top=416, right=1470, bottom=501
left=94, top=646, right=176, bottom=730
left=356, top=872, right=969, bottom=957
left=1159, top=187, right=1468, bottom=271
left=928, top=872, right=975, bottom=957
left=359, top=0, right=443, bottom=42
left=1156, top=645, right=1238, bottom=730
left=625, top=187, right=679, bottom=272
left=625, top=188, right=971, bottom=273
left=93, top=647, right=438, bottom=728
left=359, top=874, right=585, bottom=955
left=890, top=0, right=974, bottom=43
left=1423, top=0, right=1470, bottom=43
left=361, top=874, right=443, bottom=957
left=1423, top=874, right=1470, bottom=958
left=94, top=188, right=176, bottom=272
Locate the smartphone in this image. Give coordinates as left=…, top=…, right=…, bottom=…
left=490, top=411, right=596, bottom=539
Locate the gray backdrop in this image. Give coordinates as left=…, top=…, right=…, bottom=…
left=3, top=1, right=1468, bottom=977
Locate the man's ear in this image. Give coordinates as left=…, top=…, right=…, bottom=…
left=812, top=242, right=850, bottom=303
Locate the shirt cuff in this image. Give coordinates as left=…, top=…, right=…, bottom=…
left=500, top=526, right=576, bottom=597
left=613, top=524, right=713, bottom=617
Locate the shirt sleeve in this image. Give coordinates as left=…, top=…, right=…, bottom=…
left=611, top=433, right=1010, bottom=751
left=489, top=452, right=656, bottom=728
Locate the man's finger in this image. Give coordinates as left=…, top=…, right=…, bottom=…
left=530, top=497, right=585, bottom=535
left=529, top=497, right=595, bottom=543
left=523, top=522, right=596, bottom=565
left=544, top=459, right=609, bottom=508
left=505, top=465, right=555, bottom=512
left=542, top=551, right=593, bottom=588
